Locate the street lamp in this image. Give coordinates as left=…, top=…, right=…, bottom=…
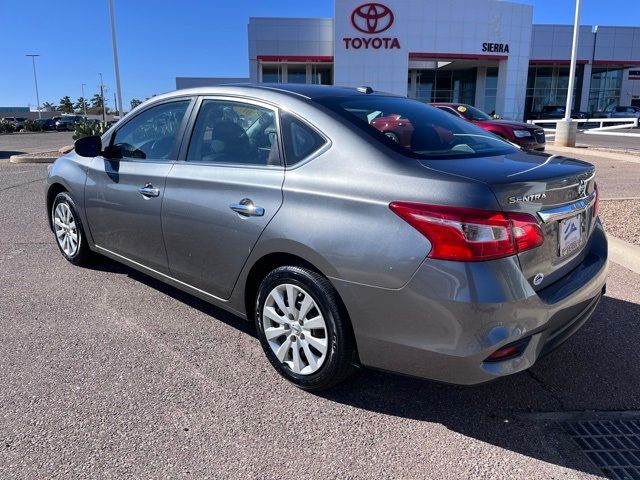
left=556, top=0, right=582, bottom=146
left=26, top=54, right=41, bottom=119
left=108, top=0, right=124, bottom=117
left=81, top=83, right=88, bottom=116
left=99, top=73, right=106, bottom=122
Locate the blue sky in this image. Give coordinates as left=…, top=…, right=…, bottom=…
left=1, top=0, right=638, bottom=110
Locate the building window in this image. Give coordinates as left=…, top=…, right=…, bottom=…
left=588, top=67, right=623, bottom=113
left=484, top=67, right=498, bottom=115
left=262, top=64, right=283, bottom=83
left=260, top=63, right=333, bottom=85
left=287, top=65, right=307, bottom=84
left=312, top=64, right=333, bottom=85
left=411, top=67, right=476, bottom=105
left=525, top=65, right=583, bottom=116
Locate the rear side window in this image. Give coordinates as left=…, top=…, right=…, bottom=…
left=281, top=113, right=327, bottom=165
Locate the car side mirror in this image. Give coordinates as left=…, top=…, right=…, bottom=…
left=74, top=135, right=102, bottom=157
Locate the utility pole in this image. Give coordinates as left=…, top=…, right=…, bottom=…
left=81, top=83, right=88, bottom=116
left=556, top=0, right=582, bottom=146
left=99, top=73, right=106, bottom=122
left=108, top=0, right=124, bottom=120
left=26, top=54, right=41, bottom=119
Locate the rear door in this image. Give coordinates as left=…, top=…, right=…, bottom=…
left=162, top=97, right=285, bottom=299
left=84, top=99, right=193, bottom=272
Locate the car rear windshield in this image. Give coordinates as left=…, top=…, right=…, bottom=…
left=316, top=95, right=516, bottom=159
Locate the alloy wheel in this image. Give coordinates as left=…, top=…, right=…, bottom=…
left=53, top=202, right=80, bottom=257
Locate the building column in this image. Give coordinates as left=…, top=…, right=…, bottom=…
left=579, top=63, right=592, bottom=113
left=408, top=69, right=418, bottom=99
left=475, top=67, right=487, bottom=110
left=620, top=68, right=633, bottom=106
left=495, top=57, right=529, bottom=121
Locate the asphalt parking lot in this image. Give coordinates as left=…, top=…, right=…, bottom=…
left=1, top=146, right=640, bottom=478
left=0, top=131, right=75, bottom=159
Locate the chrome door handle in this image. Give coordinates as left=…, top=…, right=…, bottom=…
left=229, top=198, right=265, bottom=217
left=138, top=183, right=160, bottom=198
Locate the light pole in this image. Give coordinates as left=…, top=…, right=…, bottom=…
left=26, top=54, right=41, bottom=119
left=108, top=0, right=124, bottom=118
left=99, top=73, right=106, bottom=122
left=556, top=0, right=582, bottom=146
left=81, top=83, right=88, bottom=116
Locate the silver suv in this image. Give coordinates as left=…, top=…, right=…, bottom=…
left=46, top=85, right=608, bottom=390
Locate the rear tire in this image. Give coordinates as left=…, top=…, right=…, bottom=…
left=51, top=192, right=92, bottom=266
left=255, top=266, right=358, bottom=391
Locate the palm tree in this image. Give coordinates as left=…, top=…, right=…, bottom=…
left=91, top=93, right=104, bottom=109
left=42, top=101, right=57, bottom=112
left=74, top=97, right=89, bottom=114
left=58, top=96, right=74, bottom=114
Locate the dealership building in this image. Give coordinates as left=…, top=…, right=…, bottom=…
left=177, top=0, right=640, bottom=120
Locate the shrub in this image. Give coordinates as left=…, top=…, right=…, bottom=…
left=23, top=119, right=43, bottom=132
left=0, top=120, right=16, bottom=134
left=73, top=121, right=110, bottom=140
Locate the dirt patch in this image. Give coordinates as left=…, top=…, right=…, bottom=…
left=599, top=199, right=640, bottom=246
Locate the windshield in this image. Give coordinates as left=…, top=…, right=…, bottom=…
left=454, top=104, right=492, bottom=121
left=316, top=96, right=516, bottom=159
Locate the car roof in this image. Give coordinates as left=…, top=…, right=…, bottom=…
left=430, top=102, right=468, bottom=107
left=150, top=83, right=398, bottom=104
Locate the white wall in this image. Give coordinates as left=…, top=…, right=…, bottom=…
left=333, top=0, right=533, bottom=120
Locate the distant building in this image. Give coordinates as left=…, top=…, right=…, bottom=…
left=176, top=0, right=640, bottom=120
left=176, top=77, right=250, bottom=89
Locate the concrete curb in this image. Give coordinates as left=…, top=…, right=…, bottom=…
left=608, top=235, right=640, bottom=276
left=9, top=153, right=59, bottom=164
left=546, top=146, right=640, bottom=164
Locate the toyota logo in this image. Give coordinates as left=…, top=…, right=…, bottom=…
left=351, top=3, right=394, bottom=34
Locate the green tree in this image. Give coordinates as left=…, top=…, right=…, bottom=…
left=42, top=101, right=57, bottom=112
left=90, top=93, right=104, bottom=109
left=74, top=97, right=89, bottom=114
left=130, top=98, right=143, bottom=109
left=58, top=96, right=74, bottom=113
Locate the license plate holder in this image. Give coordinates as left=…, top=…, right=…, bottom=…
left=559, top=214, right=584, bottom=257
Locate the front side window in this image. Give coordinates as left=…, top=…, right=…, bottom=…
left=187, top=100, right=280, bottom=166
left=110, top=100, right=190, bottom=160
left=317, top=96, right=515, bottom=159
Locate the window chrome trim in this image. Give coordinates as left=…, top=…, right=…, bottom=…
left=537, top=191, right=596, bottom=223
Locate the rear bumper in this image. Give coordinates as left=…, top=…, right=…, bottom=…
left=332, top=222, right=608, bottom=385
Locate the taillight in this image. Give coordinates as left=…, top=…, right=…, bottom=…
left=389, top=202, right=544, bottom=261
left=593, top=182, right=599, bottom=219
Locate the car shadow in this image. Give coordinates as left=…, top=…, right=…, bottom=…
left=0, top=150, right=27, bottom=159
left=86, top=256, right=638, bottom=476
left=87, top=255, right=257, bottom=337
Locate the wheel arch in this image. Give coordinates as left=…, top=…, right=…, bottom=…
left=243, top=251, right=361, bottom=364
left=46, top=183, right=69, bottom=230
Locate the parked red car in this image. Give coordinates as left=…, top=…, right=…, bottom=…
left=431, top=103, right=545, bottom=151
left=370, top=113, right=454, bottom=149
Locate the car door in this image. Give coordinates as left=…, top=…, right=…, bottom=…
left=162, top=97, right=285, bottom=299
left=84, top=98, right=193, bottom=273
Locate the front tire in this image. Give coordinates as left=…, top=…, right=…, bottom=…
left=51, top=192, right=92, bottom=266
left=255, top=266, right=358, bottom=391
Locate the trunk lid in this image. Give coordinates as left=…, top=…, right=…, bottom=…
left=419, top=150, right=597, bottom=290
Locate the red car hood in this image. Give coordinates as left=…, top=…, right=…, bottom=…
left=474, top=119, right=536, bottom=129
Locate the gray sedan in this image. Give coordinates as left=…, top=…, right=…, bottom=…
left=46, top=84, right=607, bottom=390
